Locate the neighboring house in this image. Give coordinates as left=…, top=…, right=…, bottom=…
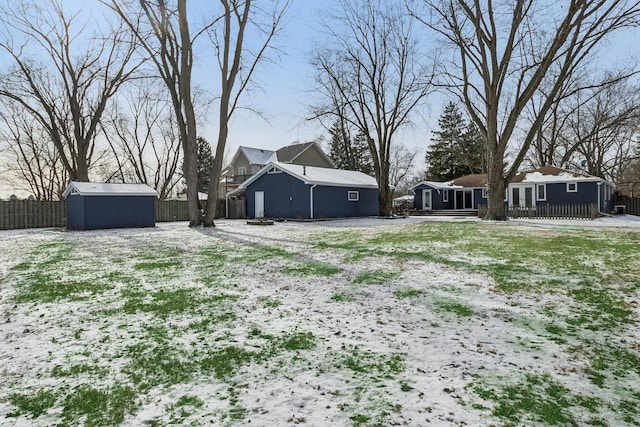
left=509, top=166, right=614, bottom=213
left=63, top=182, right=157, bottom=230
left=412, top=166, right=614, bottom=214
left=220, top=141, right=334, bottom=195
left=228, top=161, right=378, bottom=219
left=275, top=141, right=335, bottom=168
left=412, top=174, right=486, bottom=211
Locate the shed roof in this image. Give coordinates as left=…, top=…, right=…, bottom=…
left=63, top=182, right=158, bottom=198
left=231, top=161, right=378, bottom=194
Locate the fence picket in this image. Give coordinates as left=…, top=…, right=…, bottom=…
left=476, top=203, right=597, bottom=220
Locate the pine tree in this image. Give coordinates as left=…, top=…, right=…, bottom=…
left=196, top=137, right=212, bottom=194
left=328, top=119, right=374, bottom=175
left=425, top=102, right=485, bottom=181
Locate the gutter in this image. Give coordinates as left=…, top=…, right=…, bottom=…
left=310, top=184, right=317, bottom=219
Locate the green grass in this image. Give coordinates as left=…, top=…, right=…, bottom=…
left=393, top=288, right=423, bottom=299
left=339, top=345, right=405, bottom=379
left=330, top=292, right=354, bottom=302
left=4, top=221, right=640, bottom=426
left=8, top=389, right=58, bottom=418
left=433, top=298, right=474, bottom=317
left=471, top=374, right=575, bottom=425
left=282, top=261, right=341, bottom=276
left=353, top=270, right=398, bottom=285
left=258, top=296, right=282, bottom=308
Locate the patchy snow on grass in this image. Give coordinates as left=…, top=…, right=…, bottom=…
left=1, top=215, right=639, bottom=426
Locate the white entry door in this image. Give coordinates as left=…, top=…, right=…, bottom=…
left=422, top=189, right=432, bottom=210
left=255, top=191, right=265, bottom=218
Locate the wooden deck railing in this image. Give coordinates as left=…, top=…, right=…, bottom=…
left=478, top=203, right=598, bottom=220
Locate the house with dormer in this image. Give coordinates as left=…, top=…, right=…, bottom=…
left=220, top=141, right=334, bottom=195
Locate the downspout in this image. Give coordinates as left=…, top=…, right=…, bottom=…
left=310, top=184, right=317, bottom=219
left=597, top=182, right=602, bottom=213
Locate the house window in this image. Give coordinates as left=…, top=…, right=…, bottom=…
left=567, top=182, right=577, bottom=192
left=482, top=188, right=488, bottom=199
left=237, top=166, right=246, bottom=175
left=267, top=167, right=282, bottom=174
left=536, top=184, right=546, bottom=201
left=348, top=191, right=359, bottom=201
left=442, top=190, right=448, bottom=202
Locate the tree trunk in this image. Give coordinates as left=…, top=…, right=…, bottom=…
left=177, top=0, right=201, bottom=227
left=203, top=121, right=227, bottom=226
left=485, top=146, right=507, bottom=220
left=378, top=167, right=392, bottom=216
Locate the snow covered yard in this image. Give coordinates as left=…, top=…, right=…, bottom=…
left=1, top=216, right=639, bottom=426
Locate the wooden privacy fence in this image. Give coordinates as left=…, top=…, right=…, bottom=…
left=0, top=200, right=66, bottom=230
left=155, top=200, right=190, bottom=222
left=612, top=195, right=640, bottom=216
left=0, top=199, right=247, bottom=230
left=478, top=204, right=598, bottom=220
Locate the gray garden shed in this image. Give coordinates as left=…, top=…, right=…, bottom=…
left=63, top=182, right=157, bottom=230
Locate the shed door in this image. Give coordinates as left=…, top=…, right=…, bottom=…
left=422, top=189, right=432, bottom=210
left=255, top=191, right=265, bottom=218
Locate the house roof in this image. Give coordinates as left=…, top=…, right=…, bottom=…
left=512, top=165, right=600, bottom=183
left=275, top=142, right=314, bottom=162
left=230, top=161, right=378, bottom=195
left=234, top=146, right=277, bottom=166
left=275, top=141, right=335, bottom=167
left=63, top=182, right=158, bottom=198
left=450, top=174, right=487, bottom=188
left=410, top=180, right=463, bottom=190
left=412, top=166, right=606, bottom=191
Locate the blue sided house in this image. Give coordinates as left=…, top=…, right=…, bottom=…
left=412, top=166, right=614, bottom=214
left=63, top=182, right=158, bottom=230
left=228, top=162, right=379, bottom=219
left=412, top=174, right=487, bottom=211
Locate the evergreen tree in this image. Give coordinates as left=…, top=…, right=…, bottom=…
left=328, top=119, right=374, bottom=175
left=196, top=137, right=212, bottom=194
left=425, top=102, right=485, bottom=181
left=458, top=122, right=486, bottom=175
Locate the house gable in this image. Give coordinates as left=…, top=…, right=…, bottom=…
left=276, top=142, right=335, bottom=168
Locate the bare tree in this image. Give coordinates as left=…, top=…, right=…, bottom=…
left=203, top=0, right=291, bottom=226
left=0, top=98, right=68, bottom=200
left=528, top=74, right=640, bottom=184
left=389, top=143, right=418, bottom=196
left=105, top=0, right=202, bottom=224
left=412, top=0, right=640, bottom=219
left=0, top=0, right=141, bottom=182
left=312, top=0, right=435, bottom=216
left=107, top=0, right=289, bottom=226
left=101, top=82, right=183, bottom=200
